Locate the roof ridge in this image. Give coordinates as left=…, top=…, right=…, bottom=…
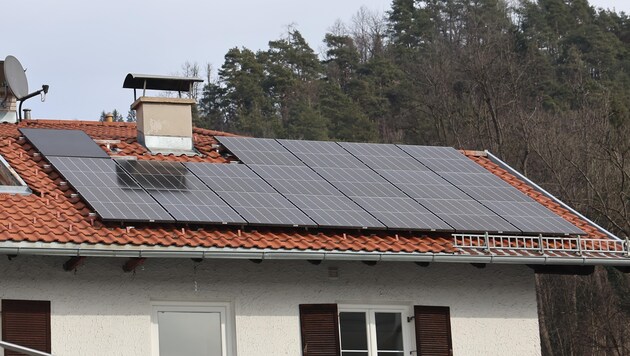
left=21, top=119, right=133, bottom=127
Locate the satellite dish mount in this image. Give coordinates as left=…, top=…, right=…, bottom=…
left=3, top=55, right=49, bottom=122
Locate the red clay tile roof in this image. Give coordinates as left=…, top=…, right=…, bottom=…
left=0, top=119, right=622, bottom=261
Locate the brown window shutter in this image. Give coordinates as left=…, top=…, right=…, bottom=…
left=299, top=304, right=340, bottom=356
left=414, top=305, right=453, bottom=356
left=1, top=299, right=51, bottom=355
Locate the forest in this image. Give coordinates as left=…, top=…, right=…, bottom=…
left=142, top=0, right=630, bottom=354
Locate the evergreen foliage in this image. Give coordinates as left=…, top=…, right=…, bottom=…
left=193, top=3, right=630, bottom=353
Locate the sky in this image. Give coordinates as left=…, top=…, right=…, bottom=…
left=2, top=0, right=630, bottom=121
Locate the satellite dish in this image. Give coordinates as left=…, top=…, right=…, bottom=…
left=4, top=55, right=28, bottom=99
left=1, top=55, right=49, bottom=122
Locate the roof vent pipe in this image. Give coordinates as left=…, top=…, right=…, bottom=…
left=22, top=108, right=31, bottom=120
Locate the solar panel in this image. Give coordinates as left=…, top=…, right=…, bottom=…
left=441, top=172, right=585, bottom=235
left=397, top=145, right=489, bottom=173
left=185, top=163, right=316, bottom=227
left=278, top=139, right=365, bottom=169
left=314, top=167, right=452, bottom=231
left=47, top=157, right=173, bottom=222
left=216, top=136, right=303, bottom=166
left=249, top=164, right=385, bottom=229
left=338, top=142, right=430, bottom=171
left=20, top=128, right=109, bottom=158
left=379, top=170, right=519, bottom=233
left=116, top=160, right=246, bottom=225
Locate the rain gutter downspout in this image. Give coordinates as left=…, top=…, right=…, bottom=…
left=485, top=150, right=621, bottom=241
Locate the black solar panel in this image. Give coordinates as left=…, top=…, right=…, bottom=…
left=397, top=145, right=489, bottom=173
left=280, top=140, right=452, bottom=231
left=249, top=164, right=385, bottom=229
left=338, top=142, right=429, bottom=171
left=314, top=167, right=452, bottom=231
left=185, top=163, right=316, bottom=227
left=216, top=136, right=303, bottom=166
left=441, top=172, right=585, bottom=235
left=47, top=157, right=174, bottom=222
left=379, top=169, right=519, bottom=233
left=20, top=128, right=109, bottom=158
left=116, top=160, right=246, bottom=224
left=278, top=140, right=365, bottom=169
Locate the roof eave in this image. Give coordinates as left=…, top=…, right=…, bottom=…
left=1, top=241, right=629, bottom=266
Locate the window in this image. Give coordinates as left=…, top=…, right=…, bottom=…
left=338, top=305, right=411, bottom=356
left=0, top=155, right=30, bottom=195
left=151, top=302, right=234, bottom=356
left=299, top=304, right=452, bottom=356
left=1, top=299, right=51, bottom=356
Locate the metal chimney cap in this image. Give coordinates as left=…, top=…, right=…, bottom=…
left=123, top=73, right=203, bottom=92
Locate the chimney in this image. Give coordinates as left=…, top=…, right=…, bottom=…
left=123, top=73, right=202, bottom=154
left=0, top=60, right=18, bottom=124
left=104, top=112, right=114, bottom=122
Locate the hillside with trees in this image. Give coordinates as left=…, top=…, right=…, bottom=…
left=192, top=0, right=630, bottom=354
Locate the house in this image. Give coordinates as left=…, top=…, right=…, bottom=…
left=0, top=73, right=627, bottom=356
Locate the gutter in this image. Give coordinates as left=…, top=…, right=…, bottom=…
left=0, top=242, right=628, bottom=266
left=485, top=150, right=621, bottom=241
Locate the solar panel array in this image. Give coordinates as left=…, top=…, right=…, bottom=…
left=34, top=128, right=584, bottom=236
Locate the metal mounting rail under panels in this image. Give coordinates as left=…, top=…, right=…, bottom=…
left=453, top=233, right=630, bottom=256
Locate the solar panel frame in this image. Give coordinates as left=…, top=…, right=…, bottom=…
left=20, top=128, right=110, bottom=158
left=47, top=157, right=174, bottom=222
left=185, top=163, right=317, bottom=227
left=116, top=160, right=246, bottom=225
left=216, top=136, right=303, bottom=166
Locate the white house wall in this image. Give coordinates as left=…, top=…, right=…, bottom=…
left=0, top=255, right=541, bottom=356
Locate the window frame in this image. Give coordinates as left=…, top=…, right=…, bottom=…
left=337, top=304, right=413, bottom=356
left=150, top=301, right=235, bottom=356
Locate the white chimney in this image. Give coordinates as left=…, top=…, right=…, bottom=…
left=123, top=73, right=203, bottom=155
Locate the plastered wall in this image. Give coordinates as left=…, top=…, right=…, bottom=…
left=0, top=256, right=541, bottom=356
